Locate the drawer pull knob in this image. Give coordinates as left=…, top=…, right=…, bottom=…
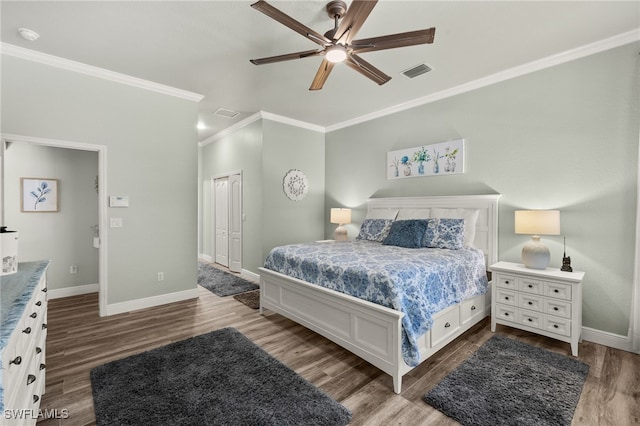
left=35, top=301, right=42, bottom=306
left=10, top=356, right=22, bottom=365
left=23, top=327, right=32, bottom=334
left=505, top=313, right=510, bottom=317
left=505, top=280, right=510, bottom=284
left=528, top=301, right=533, bottom=305
left=42, top=288, right=47, bottom=293
left=528, top=318, right=533, bottom=322
left=470, top=305, right=476, bottom=311
left=553, top=324, right=559, bottom=329
left=504, top=297, right=509, bottom=301
left=554, top=289, right=559, bottom=293
left=30, top=312, right=37, bottom=318
left=35, top=347, right=42, bottom=354
left=553, top=307, right=559, bottom=311
left=40, top=363, right=46, bottom=371
left=27, top=375, right=36, bottom=386
left=33, top=395, right=39, bottom=404
left=528, top=284, right=533, bottom=288
left=42, top=324, right=48, bottom=330
left=444, top=322, right=451, bottom=328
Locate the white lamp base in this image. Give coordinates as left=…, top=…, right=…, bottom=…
left=334, top=225, right=348, bottom=241
left=521, top=235, right=550, bottom=269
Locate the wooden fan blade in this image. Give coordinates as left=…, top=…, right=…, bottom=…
left=334, top=0, right=378, bottom=45
left=250, top=49, right=323, bottom=65
left=345, top=53, right=391, bottom=86
left=251, top=0, right=331, bottom=46
left=309, top=59, right=336, bottom=91
left=351, top=28, right=436, bottom=54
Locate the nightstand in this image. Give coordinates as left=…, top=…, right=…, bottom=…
left=489, top=261, right=585, bottom=356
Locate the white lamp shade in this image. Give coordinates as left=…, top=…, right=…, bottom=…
left=330, top=208, right=351, bottom=225
left=514, top=210, right=560, bottom=235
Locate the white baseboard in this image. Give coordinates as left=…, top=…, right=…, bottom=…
left=48, top=283, right=99, bottom=299
left=198, top=254, right=213, bottom=262
left=105, top=287, right=199, bottom=316
left=582, top=326, right=633, bottom=353
left=242, top=269, right=260, bottom=282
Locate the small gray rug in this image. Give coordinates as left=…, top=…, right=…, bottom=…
left=198, top=262, right=258, bottom=296
left=233, top=289, right=260, bottom=309
left=91, top=327, right=351, bottom=426
left=423, top=335, right=589, bottom=426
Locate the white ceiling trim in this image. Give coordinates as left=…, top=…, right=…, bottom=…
left=199, top=110, right=325, bottom=147
left=325, top=29, right=640, bottom=133
left=0, top=43, right=205, bottom=102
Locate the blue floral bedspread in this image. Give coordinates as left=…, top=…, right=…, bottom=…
left=263, top=240, right=488, bottom=367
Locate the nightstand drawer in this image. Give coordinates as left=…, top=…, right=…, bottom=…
left=545, top=299, right=571, bottom=319
left=518, top=294, right=543, bottom=312
left=495, top=305, right=517, bottom=323
left=545, top=282, right=572, bottom=300
left=496, top=274, right=518, bottom=290
left=431, top=306, right=461, bottom=347
left=496, top=289, right=516, bottom=306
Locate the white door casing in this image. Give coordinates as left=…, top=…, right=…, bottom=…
left=214, top=177, right=229, bottom=267
left=229, top=173, right=242, bottom=273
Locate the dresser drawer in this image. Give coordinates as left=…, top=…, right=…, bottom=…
left=518, top=309, right=543, bottom=330
left=545, top=281, right=572, bottom=300
left=545, top=299, right=571, bottom=319
left=518, top=294, right=543, bottom=312
left=545, top=316, right=571, bottom=337
left=496, top=274, right=517, bottom=290
left=519, top=277, right=543, bottom=295
left=495, top=304, right=517, bottom=323
left=431, top=306, right=461, bottom=348
left=461, top=293, right=485, bottom=326
left=496, top=289, right=516, bottom=306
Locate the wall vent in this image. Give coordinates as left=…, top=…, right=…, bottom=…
left=214, top=108, right=239, bottom=118
left=401, top=63, right=433, bottom=79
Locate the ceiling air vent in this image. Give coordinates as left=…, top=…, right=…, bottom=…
left=401, top=63, right=432, bottom=79
left=213, top=108, right=239, bottom=119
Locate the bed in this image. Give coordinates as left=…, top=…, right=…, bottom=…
left=258, top=194, right=501, bottom=393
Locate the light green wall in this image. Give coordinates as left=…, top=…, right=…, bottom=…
left=200, top=120, right=264, bottom=273
left=5, top=143, right=99, bottom=290
left=325, top=42, right=639, bottom=336
left=1, top=55, right=199, bottom=305
left=199, top=118, right=325, bottom=275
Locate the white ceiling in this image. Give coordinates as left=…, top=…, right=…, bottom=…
left=1, top=1, right=638, bottom=142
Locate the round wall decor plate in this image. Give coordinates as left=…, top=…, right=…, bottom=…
left=283, top=169, right=308, bottom=201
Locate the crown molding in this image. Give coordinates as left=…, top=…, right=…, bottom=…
left=1, top=43, right=204, bottom=102
left=326, top=29, right=640, bottom=132
left=199, top=112, right=262, bottom=147
left=260, top=111, right=326, bottom=133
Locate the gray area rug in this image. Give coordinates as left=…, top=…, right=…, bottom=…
left=91, top=327, right=351, bottom=426
left=423, top=335, right=589, bottom=426
left=198, top=262, right=258, bottom=296
left=233, top=289, right=260, bottom=309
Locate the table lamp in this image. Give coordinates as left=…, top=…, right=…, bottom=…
left=514, top=210, right=560, bottom=269
left=330, top=208, right=351, bottom=241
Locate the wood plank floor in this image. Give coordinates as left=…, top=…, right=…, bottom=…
left=37, top=273, right=639, bottom=425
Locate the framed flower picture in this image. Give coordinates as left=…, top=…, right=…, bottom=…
left=21, top=178, right=59, bottom=212
left=387, top=139, right=465, bottom=179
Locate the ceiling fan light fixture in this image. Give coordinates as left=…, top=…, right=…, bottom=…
left=325, top=45, right=347, bottom=63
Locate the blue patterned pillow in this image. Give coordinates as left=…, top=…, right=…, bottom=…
left=382, top=220, right=429, bottom=248
left=423, top=218, right=465, bottom=249
left=356, top=219, right=394, bottom=242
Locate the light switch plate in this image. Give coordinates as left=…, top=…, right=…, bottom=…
left=109, top=196, right=129, bottom=207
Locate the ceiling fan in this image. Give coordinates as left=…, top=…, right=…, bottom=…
left=249, top=0, right=436, bottom=91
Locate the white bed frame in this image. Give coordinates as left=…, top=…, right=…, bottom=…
left=258, top=194, right=501, bottom=393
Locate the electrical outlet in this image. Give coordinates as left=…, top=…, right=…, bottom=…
left=70, top=265, right=78, bottom=274
left=157, top=272, right=164, bottom=281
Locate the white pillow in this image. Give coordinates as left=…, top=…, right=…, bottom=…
left=365, top=209, right=399, bottom=220
left=396, top=208, right=430, bottom=220
left=430, top=208, right=479, bottom=247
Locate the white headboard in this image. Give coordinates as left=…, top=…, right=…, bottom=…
left=367, top=194, right=501, bottom=268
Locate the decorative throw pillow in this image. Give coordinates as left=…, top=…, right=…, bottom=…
left=430, top=208, right=479, bottom=247
left=356, top=219, right=394, bottom=242
left=382, top=220, right=430, bottom=248
left=423, top=218, right=465, bottom=249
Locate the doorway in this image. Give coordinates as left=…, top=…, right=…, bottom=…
left=212, top=171, right=242, bottom=273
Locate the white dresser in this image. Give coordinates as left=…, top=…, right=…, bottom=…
left=1, top=261, right=49, bottom=424
left=490, top=261, right=584, bottom=356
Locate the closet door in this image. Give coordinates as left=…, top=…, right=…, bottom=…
left=214, top=177, right=229, bottom=267
left=228, top=174, right=242, bottom=273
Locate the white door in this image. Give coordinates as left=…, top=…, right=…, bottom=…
left=228, top=174, right=242, bottom=272
left=214, top=177, right=229, bottom=267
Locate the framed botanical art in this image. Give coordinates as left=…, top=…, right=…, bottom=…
left=21, top=178, right=59, bottom=212
left=387, top=138, right=465, bottom=179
